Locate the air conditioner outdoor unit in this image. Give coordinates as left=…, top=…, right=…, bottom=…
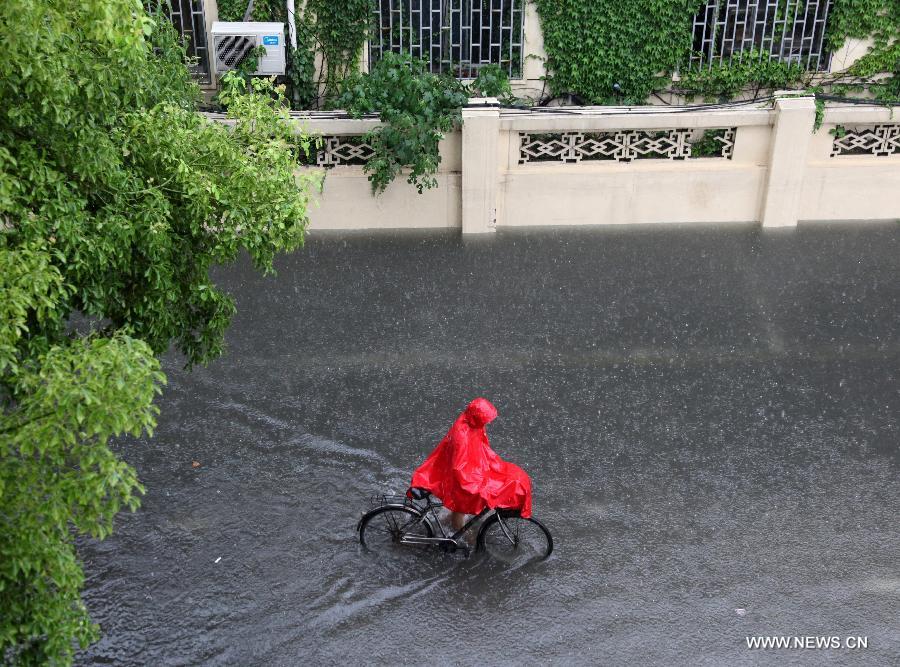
left=211, top=22, right=286, bottom=77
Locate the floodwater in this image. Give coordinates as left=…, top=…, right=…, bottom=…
left=78, top=223, right=899, bottom=666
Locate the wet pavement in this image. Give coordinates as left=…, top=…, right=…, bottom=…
left=77, top=222, right=899, bottom=666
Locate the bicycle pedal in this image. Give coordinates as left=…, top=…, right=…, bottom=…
left=455, top=541, right=471, bottom=557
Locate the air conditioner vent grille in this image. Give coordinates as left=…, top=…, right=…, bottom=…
left=215, top=35, right=254, bottom=70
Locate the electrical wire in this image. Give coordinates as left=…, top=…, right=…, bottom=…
left=496, top=94, right=780, bottom=115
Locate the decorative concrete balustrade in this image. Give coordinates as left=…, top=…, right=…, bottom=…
left=518, top=128, right=737, bottom=163
left=207, top=97, right=900, bottom=233
left=830, top=124, right=900, bottom=157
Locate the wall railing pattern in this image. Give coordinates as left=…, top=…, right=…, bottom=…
left=314, top=136, right=377, bottom=167
left=830, top=125, right=900, bottom=157
left=518, top=128, right=737, bottom=164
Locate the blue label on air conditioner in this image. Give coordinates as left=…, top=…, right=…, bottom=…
left=262, top=35, right=279, bottom=46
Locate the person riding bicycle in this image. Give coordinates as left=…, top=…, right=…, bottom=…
left=409, top=398, right=532, bottom=532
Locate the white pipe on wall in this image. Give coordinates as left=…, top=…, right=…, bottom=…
left=286, top=0, right=298, bottom=49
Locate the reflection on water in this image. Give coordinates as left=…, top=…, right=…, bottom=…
left=79, top=225, right=900, bottom=665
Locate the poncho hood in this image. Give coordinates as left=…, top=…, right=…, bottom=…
left=464, top=397, right=498, bottom=428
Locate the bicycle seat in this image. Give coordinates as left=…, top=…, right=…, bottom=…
left=408, top=487, right=430, bottom=500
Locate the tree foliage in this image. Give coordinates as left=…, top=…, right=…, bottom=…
left=0, top=1, right=318, bottom=663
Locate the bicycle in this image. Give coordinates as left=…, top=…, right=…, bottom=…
left=357, top=487, right=553, bottom=560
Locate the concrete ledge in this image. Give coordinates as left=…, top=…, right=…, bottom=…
left=801, top=164, right=900, bottom=221
left=822, top=105, right=900, bottom=125
left=500, top=106, right=773, bottom=132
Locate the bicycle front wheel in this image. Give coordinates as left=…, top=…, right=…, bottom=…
left=477, top=514, right=553, bottom=560
left=358, top=505, right=433, bottom=553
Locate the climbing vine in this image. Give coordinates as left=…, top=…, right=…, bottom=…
left=217, top=0, right=898, bottom=109
left=678, top=49, right=808, bottom=100
left=534, top=0, right=899, bottom=105
left=285, top=14, right=318, bottom=109
left=337, top=58, right=519, bottom=194
left=826, top=0, right=900, bottom=103
left=533, top=0, right=705, bottom=105
left=827, top=0, right=899, bottom=52
left=308, top=0, right=371, bottom=102
left=218, top=0, right=285, bottom=22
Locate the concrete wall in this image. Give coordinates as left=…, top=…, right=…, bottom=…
left=289, top=114, right=463, bottom=230
left=499, top=106, right=773, bottom=229
left=200, top=0, right=218, bottom=93
left=802, top=106, right=900, bottom=223
left=200, top=0, right=876, bottom=102
left=287, top=99, right=900, bottom=233
left=312, top=135, right=462, bottom=231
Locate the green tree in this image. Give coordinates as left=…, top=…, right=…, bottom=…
left=0, top=1, right=319, bottom=663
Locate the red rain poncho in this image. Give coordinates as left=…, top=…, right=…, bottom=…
left=409, top=398, right=532, bottom=518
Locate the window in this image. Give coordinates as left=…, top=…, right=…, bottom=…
left=690, top=0, right=833, bottom=71
left=151, top=0, right=211, bottom=83
left=370, top=0, right=526, bottom=79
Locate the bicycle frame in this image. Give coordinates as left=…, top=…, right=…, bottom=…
left=397, top=494, right=508, bottom=552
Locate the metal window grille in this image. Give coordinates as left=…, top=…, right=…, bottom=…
left=370, top=0, right=526, bottom=79
left=149, top=0, right=211, bottom=83
left=690, top=0, right=833, bottom=71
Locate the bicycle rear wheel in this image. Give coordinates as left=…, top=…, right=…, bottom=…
left=358, top=505, right=433, bottom=553
left=477, top=514, right=553, bottom=560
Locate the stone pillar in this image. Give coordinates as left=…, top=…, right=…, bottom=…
left=461, top=98, right=501, bottom=234
left=760, top=96, right=816, bottom=228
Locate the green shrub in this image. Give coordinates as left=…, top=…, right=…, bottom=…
left=338, top=53, right=469, bottom=194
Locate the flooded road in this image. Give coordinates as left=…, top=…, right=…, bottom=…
left=78, top=223, right=899, bottom=666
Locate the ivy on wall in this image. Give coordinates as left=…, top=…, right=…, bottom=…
left=534, top=0, right=899, bottom=105
left=678, top=49, right=808, bottom=100
left=533, top=0, right=705, bottom=105
left=215, top=0, right=898, bottom=108
left=827, top=0, right=900, bottom=102
left=308, top=0, right=371, bottom=101
left=286, top=14, right=318, bottom=109
left=827, top=0, right=899, bottom=51
left=218, top=0, right=284, bottom=22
